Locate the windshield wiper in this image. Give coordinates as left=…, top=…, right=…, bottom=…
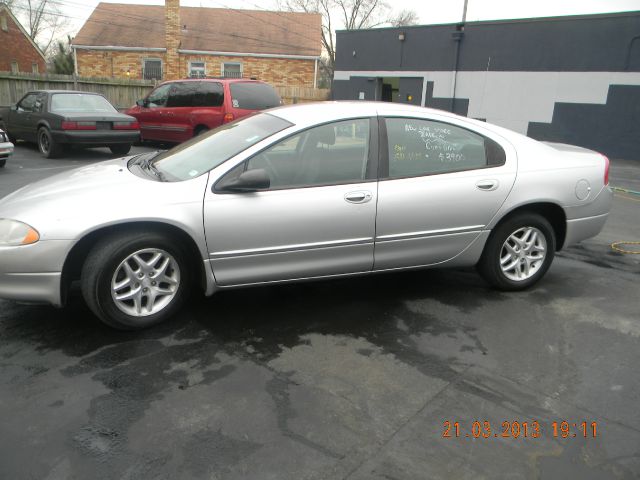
left=138, top=151, right=167, bottom=182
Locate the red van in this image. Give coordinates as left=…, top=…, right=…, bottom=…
left=126, top=79, right=282, bottom=143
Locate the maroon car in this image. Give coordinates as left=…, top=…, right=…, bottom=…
left=126, top=78, right=282, bottom=143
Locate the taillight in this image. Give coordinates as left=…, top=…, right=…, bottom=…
left=61, top=121, right=96, bottom=130
left=223, top=113, right=234, bottom=123
left=113, top=121, right=140, bottom=130
left=602, top=154, right=610, bottom=185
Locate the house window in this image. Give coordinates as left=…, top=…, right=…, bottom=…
left=143, top=58, right=162, bottom=80
left=222, top=62, right=242, bottom=78
left=10, top=61, right=18, bottom=73
left=1, top=16, right=7, bottom=32
left=32, top=63, right=39, bottom=74
left=189, top=61, right=205, bottom=78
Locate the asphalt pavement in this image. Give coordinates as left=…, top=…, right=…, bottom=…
left=0, top=142, right=639, bottom=479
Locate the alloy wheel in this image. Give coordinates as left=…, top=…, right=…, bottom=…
left=110, top=248, right=181, bottom=316
left=499, top=226, right=547, bottom=281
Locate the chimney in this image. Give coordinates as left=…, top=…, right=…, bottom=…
left=165, top=0, right=180, bottom=80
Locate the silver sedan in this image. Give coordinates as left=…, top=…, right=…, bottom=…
left=0, top=102, right=612, bottom=329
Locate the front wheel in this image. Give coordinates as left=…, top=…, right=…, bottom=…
left=110, top=144, right=132, bottom=156
left=0, top=158, right=5, bottom=168
left=81, top=232, right=191, bottom=330
left=477, top=213, right=556, bottom=291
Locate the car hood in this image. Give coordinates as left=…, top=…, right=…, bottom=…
left=0, top=157, right=209, bottom=241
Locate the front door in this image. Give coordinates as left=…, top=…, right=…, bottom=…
left=9, top=93, right=38, bottom=140
left=204, top=117, right=378, bottom=286
left=374, top=114, right=517, bottom=270
left=134, top=83, right=172, bottom=142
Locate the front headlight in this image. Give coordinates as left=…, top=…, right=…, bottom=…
left=0, top=219, right=40, bottom=246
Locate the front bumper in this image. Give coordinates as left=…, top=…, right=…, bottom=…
left=0, top=240, right=73, bottom=307
left=51, top=130, right=140, bottom=146
left=0, top=140, right=14, bottom=159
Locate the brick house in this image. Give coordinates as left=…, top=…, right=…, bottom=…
left=71, top=1, right=322, bottom=88
left=0, top=4, right=47, bottom=74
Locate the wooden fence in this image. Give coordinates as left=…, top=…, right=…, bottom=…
left=0, top=72, right=156, bottom=110
left=0, top=72, right=330, bottom=109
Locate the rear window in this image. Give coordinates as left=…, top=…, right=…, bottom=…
left=50, top=94, right=117, bottom=113
left=230, top=82, right=281, bottom=110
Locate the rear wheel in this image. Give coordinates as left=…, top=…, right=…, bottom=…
left=0, top=159, right=5, bottom=168
left=81, top=232, right=191, bottom=330
left=110, top=144, right=132, bottom=156
left=477, top=213, right=555, bottom=290
left=38, top=127, right=63, bottom=158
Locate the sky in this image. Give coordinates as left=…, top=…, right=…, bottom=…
left=16, top=0, right=640, bottom=47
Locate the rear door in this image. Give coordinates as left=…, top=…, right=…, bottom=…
left=192, top=81, right=225, bottom=130
left=163, top=81, right=195, bottom=142
left=374, top=114, right=517, bottom=270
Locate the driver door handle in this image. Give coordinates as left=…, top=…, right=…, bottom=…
left=345, top=191, right=372, bottom=204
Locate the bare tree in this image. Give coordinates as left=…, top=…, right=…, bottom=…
left=390, top=9, right=419, bottom=27
left=278, top=0, right=414, bottom=83
left=5, top=0, right=69, bottom=56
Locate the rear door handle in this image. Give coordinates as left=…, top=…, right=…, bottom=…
left=345, top=190, right=372, bottom=204
left=476, top=179, right=499, bottom=191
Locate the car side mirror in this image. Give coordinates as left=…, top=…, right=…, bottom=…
left=217, top=169, right=271, bottom=192
left=10, top=105, right=17, bottom=111
left=136, top=99, right=146, bottom=107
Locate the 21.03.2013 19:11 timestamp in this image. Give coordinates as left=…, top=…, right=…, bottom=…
left=442, top=420, right=598, bottom=439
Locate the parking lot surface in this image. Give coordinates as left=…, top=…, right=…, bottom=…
left=0, top=144, right=639, bottom=479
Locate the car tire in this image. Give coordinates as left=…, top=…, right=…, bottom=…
left=0, top=159, right=5, bottom=168
left=38, top=127, right=63, bottom=158
left=110, top=144, right=132, bottom=156
left=81, top=231, right=191, bottom=330
left=194, top=126, right=209, bottom=137
left=477, top=213, right=556, bottom=291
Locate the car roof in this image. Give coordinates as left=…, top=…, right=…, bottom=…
left=25, top=90, right=104, bottom=95
left=267, top=101, right=461, bottom=126
left=158, top=78, right=267, bottom=85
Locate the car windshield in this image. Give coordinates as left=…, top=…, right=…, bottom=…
left=230, top=82, right=282, bottom=110
left=152, top=113, right=292, bottom=181
left=50, top=93, right=117, bottom=113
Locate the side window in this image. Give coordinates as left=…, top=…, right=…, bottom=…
left=385, top=117, right=504, bottom=178
left=194, top=82, right=223, bottom=107
left=17, top=93, right=37, bottom=112
left=146, top=84, right=171, bottom=108
left=167, top=82, right=197, bottom=108
left=242, top=118, right=370, bottom=189
left=34, top=93, right=47, bottom=112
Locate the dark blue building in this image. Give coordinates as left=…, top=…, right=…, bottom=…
left=332, top=11, right=640, bottom=159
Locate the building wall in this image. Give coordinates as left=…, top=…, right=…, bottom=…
left=332, top=12, right=640, bottom=159
left=76, top=50, right=316, bottom=87
left=0, top=8, right=46, bottom=74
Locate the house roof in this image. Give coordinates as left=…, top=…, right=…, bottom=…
left=72, top=3, right=322, bottom=57
left=0, top=4, right=47, bottom=61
